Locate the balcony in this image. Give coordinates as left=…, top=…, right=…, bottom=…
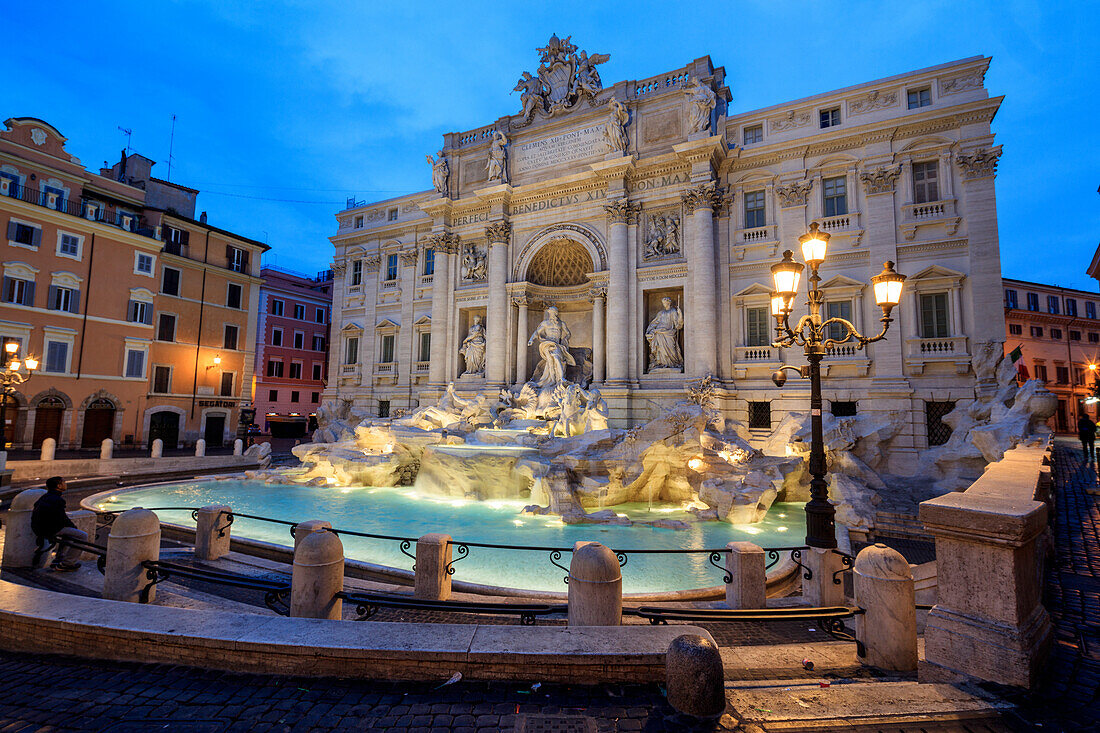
left=420, top=274, right=434, bottom=286
left=735, top=346, right=778, bottom=362
left=380, top=280, right=398, bottom=291
left=414, top=361, right=430, bottom=373
left=904, top=336, right=970, bottom=374
left=2, top=183, right=157, bottom=239
left=737, top=224, right=777, bottom=244
left=374, top=361, right=397, bottom=375
left=338, top=364, right=360, bottom=384
left=900, top=198, right=960, bottom=240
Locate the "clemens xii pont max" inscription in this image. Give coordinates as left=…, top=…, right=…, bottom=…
left=512, top=125, right=604, bottom=174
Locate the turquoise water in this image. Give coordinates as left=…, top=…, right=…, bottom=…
left=96, top=479, right=806, bottom=593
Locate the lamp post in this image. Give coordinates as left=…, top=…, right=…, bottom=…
left=768, top=222, right=907, bottom=549
left=1, top=342, right=39, bottom=450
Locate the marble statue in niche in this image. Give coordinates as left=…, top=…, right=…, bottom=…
left=427, top=152, right=449, bottom=197
left=646, top=296, right=684, bottom=370
left=459, top=316, right=487, bottom=376
left=460, top=243, right=487, bottom=281
left=683, top=78, right=716, bottom=135
left=528, top=306, right=575, bottom=388
left=486, top=131, right=509, bottom=184
left=643, top=213, right=681, bottom=260
left=603, top=98, right=629, bottom=154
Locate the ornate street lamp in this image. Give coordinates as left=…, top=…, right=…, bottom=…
left=768, top=222, right=907, bottom=549
left=1, top=342, right=38, bottom=450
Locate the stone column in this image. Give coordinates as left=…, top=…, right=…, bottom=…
left=195, top=504, right=232, bottom=561
left=485, top=222, right=511, bottom=386
left=427, top=233, right=457, bottom=385
left=291, top=528, right=344, bottom=619
left=956, top=147, right=1004, bottom=347
left=1, top=488, right=46, bottom=568
left=514, top=296, right=529, bottom=386
left=603, top=199, right=638, bottom=383
left=414, top=533, right=453, bottom=601
left=860, top=165, right=905, bottom=380
left=803, top=547, right=846, bottom=607
left=854, top=543, right=918, bottom=672
left=104, top=508, right=162, bottom=603
left=725, top=541, right=766, bottom=609
left=590, top=289, right=606, bottom=384
left=568, top=541, right=622, bottom=626
left=325, top=259, right=348, bottom=389
left=682, top=184, right=723, bottom=377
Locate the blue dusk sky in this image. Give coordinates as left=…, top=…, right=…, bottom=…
left=5, top=1, right=1099, bottom=288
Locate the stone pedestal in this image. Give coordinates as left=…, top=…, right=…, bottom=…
left=415, top=533, right=453, bottom=600
left=568, top=541, right=622, bottom=626
left=40, top=438, right=55, bottom=462
left=100, top=439, right=113, bottom=460
left=104, top=508, right=162, bottom=603
left=1, top=489, right=46, bottom=568
left=666, top=634, right=726, bottom=718
left=724, top=541, right=766, bottom=609
left=291, top=529, right=344, bottom=619
left=854, top=543, right=918, bottom=671
left=195, top=439, right=206, bottom=457
left=233, top=439, right=243, bottom=456
left=150, top=439, right=163, bottom=458
left=293, top=519, right=332, bottom=553
left=803, top=547, right=846, bottom=606
left=195, top=504, right=231, bottom=561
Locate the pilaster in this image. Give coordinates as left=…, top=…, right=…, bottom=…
left=485, top=221, right=512, bottom=386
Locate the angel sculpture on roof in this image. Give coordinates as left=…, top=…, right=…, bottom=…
left=514, top=72, right=547, bottom=123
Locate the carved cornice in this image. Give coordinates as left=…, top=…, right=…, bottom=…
left=681, top=183, right=724, bottom=215
left=956, top=146, right=1002, bottom=180
left=775, top=180, right=812, bottom=208
left=859, top=165, right=902, bottom=195
left=399, top=250, right=419, bottom=267
left=364, top=254, right=382, bottom=273
left=425, top=232, right=461, bottom=253
left=769, top=109, right=812, bottom=132
left=939, top=68, right=986, bottom=96
left=485, top=221, right=512, bottom=243
left=847, top=89, right=897, bottom=116
left=604, top=198, right=641, bottom=224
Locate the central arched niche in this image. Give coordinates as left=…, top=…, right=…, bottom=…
left=525, top=237, right=593, bottom=287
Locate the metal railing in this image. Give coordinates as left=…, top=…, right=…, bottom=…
left=140, top=559, right=290, bottom=614
left=50, top=535, right=108, bottom=574
left=336, top=590, right=566, bottom=626
left=5, top=184, right=157, bottom=239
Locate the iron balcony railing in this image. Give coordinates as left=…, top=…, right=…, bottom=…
left=4, top=184, right=157, bottom=240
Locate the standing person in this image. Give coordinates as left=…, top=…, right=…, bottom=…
left=1077, top=413, right=1097, bottom=464
left=30, top=476, right=86, bottom=571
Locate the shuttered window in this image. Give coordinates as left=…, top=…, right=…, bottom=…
left=226, top=245, right=249, bottom=273
left=2, top=277, right=35, bottom=306
left=6, top=221, right=40, bottom=247
left=226, top=283, right=242, bottom=309
left=919, top=293, right=949, bottom=338
left=162, top=267, right=181, bottom=296
left=124, top=350, right=145, bottom=378
left=127, top=300, right=153, bottom=325
left=44, top=341, right=68, bottom=373
left=157, top=314, right=177, bottom=342
left=746, top=307, right=770, bottom=347
left=48, top=285, right=79, bottom=313
left=224, top=325, right=238, bottom=350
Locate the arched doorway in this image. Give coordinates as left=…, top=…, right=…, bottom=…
left=81, top=398, right=116, bottom=448
left=149, top=411, right=180, bottom=449
left=32, top=396, right=65, bottom=448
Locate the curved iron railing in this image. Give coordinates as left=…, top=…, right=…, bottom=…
left=336, top=590, right=566, bottom=626
left=52, top=535, right=108, bottom=574
left=140, top=559, right=290, bottom=614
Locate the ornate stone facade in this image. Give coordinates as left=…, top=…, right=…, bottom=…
left=327, top=46, right=1004, bottom=474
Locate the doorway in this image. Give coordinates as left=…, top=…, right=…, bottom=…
left=204, top=413, right=226, bottom=448
left=81, top=398, right=115, bottom=448
left=32, top=397, right=65, bottom=448
left=149, top=411, right=180, bottom=449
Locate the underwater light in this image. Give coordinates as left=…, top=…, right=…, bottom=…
left=513, top=519, right=525, bottom=526
left=776, top=526, right=788, bottom=532
left=687, top=457, right=705, bottom=471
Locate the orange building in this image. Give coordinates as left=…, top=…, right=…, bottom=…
left=0, top=117, right=267, bottom=450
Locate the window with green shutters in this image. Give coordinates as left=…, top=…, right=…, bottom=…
left=919, top=293, right=949, bottom=338
left=825, top=300, right=852, bottom=342
left=745, top=307, right=770, bottom=347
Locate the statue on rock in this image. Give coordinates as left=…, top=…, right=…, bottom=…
left=645, top=297, right=684, bottom=370
left=459, top=316, right=487, bottom=376
left=486, top=131, right=509, bottom=184
left=528, top=306, right=575, bottom=388
left=683, top=78, right=716, bottom=135
left=427, top=152, right=449, bottom=197
left=603, top=98, right=629, bottom=154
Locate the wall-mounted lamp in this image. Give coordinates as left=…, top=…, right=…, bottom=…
left=206, top=354, right=222, bottom=371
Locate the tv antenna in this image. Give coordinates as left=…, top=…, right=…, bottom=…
left=117, top=126, right=133, bottom=153
left=166, top=114, right=177, bottom=182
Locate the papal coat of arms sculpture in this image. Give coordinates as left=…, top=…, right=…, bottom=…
left=513, top=34, right=611, bottom=125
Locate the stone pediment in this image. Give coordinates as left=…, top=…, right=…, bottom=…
left=735, top=283, right=773, bottom=297
left=414, top=315, right=432, bottom=326
left=340, top=321, right=364, bottom=334
left=909, top=264, right=965, bottom=281
left=819, top=274, right=866, bottom=290
left=375, top=318, right=399, bottom=330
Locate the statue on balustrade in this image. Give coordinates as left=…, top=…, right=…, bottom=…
left=528, top=306, right=575, bottom=388
left=459, top=316, right=487, bottom=376
left=645, top=297, right=684, bottom=370
left=427, top=152, right=449, bottom=197
left=603, top=98, right=629, bottom=154
left=486, top=131, right=509, bottom=184
left=683, top=78, right=716, bottom=135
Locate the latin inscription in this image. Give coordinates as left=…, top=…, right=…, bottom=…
left=509, top=189, right=606, bottom=216
left=451, top=211, right=489, bottom=227
left=629, top=172, right=689, bottom=192
left=512, top=125, right=604, bottom=174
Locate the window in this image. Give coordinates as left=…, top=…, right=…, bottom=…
left=1088, top=302, right=1098, bottom=320
left=224, top=325, right=238, bottom=350
left=919, top=293, right=949, bottom=338
left=1004, top=289, right=1018, bottom=309
left=127, top=299, right=152, bottom=324
left=269, top=389, right=278, bottom=401
left=312, top=363, right=323, bottom=380
left=1090, top=332, right=1099, bottom=344
left=819, top=107, right=841, bottom=128
left=1075, top=367, right=1086, bottom=386
left=1034, top=364, right=1048, bottom=381
left=380, top=334, right=395, bottom=363
left=1009, top=324, right=1022, bottom=336
left=290, top=391, right=300, bottom=403
left=1026, top=292, right=1039, bottom=311
left=912, top=161, right=939, bottom=204
left=227, top=246, right=249, bottom=273
left=1047, top=295, right=1060, bottom=314
left=289, top=362, right=302, bottom=379
left=152, top=365, right=171, bottom=393
left=1030, top=326, right=1044, bottom=338
left=227, top=283, right=242, bottom=309
left=388, top=208, right=398, bottom=221
left=1071, top=330, right=1082, bottom=341
left=831, top=401, right=857, bottom=417
left=419, top=332, right=431, bottom=361
left=745, top=307, right=770, bottom=347
left=7, top=221, right=40, bottom=248
left=135, top=253, right=154, bottom=275
left=270, top=299, right=284, bottom=316
left=748, top=401, right=771, bottom=430
left=1050, top=328, right=1063, bottom=340
left=163, top=225, right=189, bottom=255
left=271, top=328, right=283, bottom=347
left=162, top=267, right=181, bottom=296
left=0, top=171, right=20, bottom=197
left=907, top=87, right=932, bottom=109
left=44, top=341, right=68, bottom=374
left=345, top=337, right=359, bottom=364
left=385, top=254, right=398, bottom=281
left=293, top=331, right=305, bottom=349
left=58, top=233, right=80, bottom=258
left=355, top=215, right=364, bottom=228
left=266, top=360, right=284, bottom=377
left=124, top=349, right=145, bottom=378
left=822, top=176, right=848, bottom=217
left=48, top=285, right=77, bottom=313
left=294, top=303, right=305, bottom=320
left=311, top=392, right=320, bottom=403
left=423, top=248, right=436, bottom=276
left=743, top=124, right=763, bottom=145
left=157, top=314, right=176, bottom=342
left=825, top=301, right=852, bottom=343
left=1056, top=366, right=1070, bottom=385
left=220, top=372, right=234, bottom=397
left=378, top=400, right=390, bottom=418
left=743, top=190, right=766, bottom=229
left=2, top=276, right=34, bottom=306
left=925, top=401, right=956, bottom=447
left=312, top=335, right=326, bottom=351
left=350, top=260, right=362, bottom=286
left=1066, top=298, right=1078, bottom=317
left=315, top=307, right=325, bottom=324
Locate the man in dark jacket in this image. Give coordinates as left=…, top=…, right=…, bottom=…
left=30, top=476, right=86, bottom=571
left=1078, top=413, right=1097, bottom=464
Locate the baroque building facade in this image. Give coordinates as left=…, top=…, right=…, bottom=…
left=327, top=41, right=1005, bottom=473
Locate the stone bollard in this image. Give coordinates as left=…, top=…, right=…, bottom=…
left=233, top=438, right=243, bottom=456
left=804, top=547, right=846, bottom=607
left=68, top=510, right=98, bottom=562
left=414, top=533, right=452, bottom=601
left=0, top=450, right=7, bottom=471
left=725, top=541, right=766, bottom=609
left=854, top=543, right=918, bottom=672
left=100, top=438, right=113, bottom=460
left=1, top=489, right=46, bottom=568
left=293, top=519, right=332, bottom=553
left=194, top=505, right=232, bottom=561
left=150, top=438, right=163, bottom=458
left=195, top=438, right=206, bottom=457
left=291, top=528, right=344, bottom=619
left=104, top=508, right=162, bottom=603
left=666, top=634, right=726, bottom=719
left=39, top=437, right=56, bottom=462
left=568, top=541, right=622, bottom=626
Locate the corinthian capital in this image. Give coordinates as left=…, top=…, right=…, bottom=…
left=859, top=165, right=901, bottom=195
left=399, top=250, right=419, bottom=267
left=604, top=198, right=640, bottom=225
left=680, top=183, right=725, bottom=214
left=425, top=232, right=460, bottom=253
left=956, top=146, right=1002, bottom=181
left=331, top=260, right=347, bottom=276
left=775, top=180, right=813, bottom=208
left=364, top=254, right=382, bottom=273
left=485, top=221, right=512, bottom=243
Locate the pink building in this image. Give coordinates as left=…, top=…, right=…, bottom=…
left=253, top=266, right=332, bottom=436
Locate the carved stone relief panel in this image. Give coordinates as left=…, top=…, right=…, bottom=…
left=460, top=242, right=488, bottom=282
left=642, top=210, right=683, bottom=261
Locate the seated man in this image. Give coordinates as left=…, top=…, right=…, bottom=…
left=31, top=476, right=86, bottom=572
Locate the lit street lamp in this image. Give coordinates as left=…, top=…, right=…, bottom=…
left=1, top=342, right=39, bottom=450
left=769, top=222, right=907, bottom=549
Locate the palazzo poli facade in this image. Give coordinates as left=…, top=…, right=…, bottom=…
left=327, top=39, right=1005, bottom=473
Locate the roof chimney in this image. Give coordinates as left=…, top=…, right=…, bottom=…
left=199, top=211, right=207, bottom=224
left=117, top=149, right=127, bottom=182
